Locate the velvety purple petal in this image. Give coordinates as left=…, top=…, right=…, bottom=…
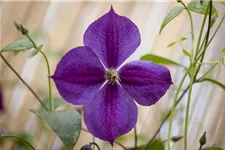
left=119, top=61, right=173, bottom=106
left=51, top=46, right=106, bottom=105
left=84, top=83, right=137, bottom=144
left=84, top=7, right=141, bottom=69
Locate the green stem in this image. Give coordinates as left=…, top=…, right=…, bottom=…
left=25, top=34, right=53, bottom=111
left=197, top=63, right=218, bottom=80
left=184, top=65, right=195, bottom=150
left=143, top=85, right=190, bottom=150
left=180, top=1, right=195, bottom=60
left=195, top=1, right=210, bottom=59
left=90, top=142, right=101, bottom=150
left=167, top=66, right=191, bottom=150
left=1, top=135, right=35, bottom=150
left=0, top=54, right=48, bottom=111
left=194, top=0, right=213, bottom=80
left=199, top=145, right=203, bottom=150
left=40, top=51, right=53, bottom=111
left=134, top=126, right=137, bottom=148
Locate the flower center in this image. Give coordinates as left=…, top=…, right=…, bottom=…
left=105, top=69, right=121, bottom=85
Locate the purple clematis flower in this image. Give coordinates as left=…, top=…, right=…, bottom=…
left=51, top=7, right=172, bottom=144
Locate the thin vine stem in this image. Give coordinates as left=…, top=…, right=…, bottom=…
left=0, top=54, right=48, bottom=111
left=134, top=126, right=137, bottom=148
left=180, top=1, right=195, bottom=59
left=25, top=34, right=53, bottom=111
left=1, top=135, right=35, bottom=150
left=167, top=66, right=191, bottom=150
left=184, top=65, right=195, bottom=150
left=90, top=142, right=101, bottom=150
left=143, top=85, right=190, bottom=150
left=194, top=1, right=210, bottom=60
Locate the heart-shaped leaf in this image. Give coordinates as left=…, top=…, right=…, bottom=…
left=1, top=37, right=34, bottom=53
left=30, top=109, right=81, bottom=150
left=160, top=6, right=184, bottom=33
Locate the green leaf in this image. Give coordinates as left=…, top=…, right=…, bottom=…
left=206, top=147, right=224, bottom=150
left=28, top=44, right=43, bottom=58
left=222, top=47, right=225, bottom=53
left=182, top=49, right=191, bottom=58
left=40, top=97, right=66, bottom=111
left=1, top=37, right=34, bottom=53
left=30, top=109, right=81, bottom=150
left=129, top=140, right=164, bottom=150
left=160, top=6, right=184, bottom=33
left=187, top=1, right=217, bottom=16
left=180, top=37, right=187, bottom=41
left=201, top=78, right=225, bottom=90
left=141, top=54, right=185, bottom=68
left=167, top=41, right=176, bottom=47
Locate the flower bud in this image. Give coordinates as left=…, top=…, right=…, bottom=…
left=80, top=144, right=92, bottom=150
left=14, top=21, right=21, bottom=31
left=199, top=131, right=207, bottom=146
left=20, top=24, right=29, bottom=35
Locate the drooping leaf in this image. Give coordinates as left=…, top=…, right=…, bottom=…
left=39, top=97, right=67, bottom=111
left=141, top=54, right=185, bottom=68
left=201, top=78, right=225, bottom=90
left=206, top=147, right=224, bottom=150
left=180, top=37, right=187, bottom=41
left=28, top=44, right=43, bottom=58
left=187, top=1, right=217, bottom=16
left=160, top=6, right=184, bottom=33
left=129, top=140, right=164, bottom=150
left=167, top=41, right=176, bottom=47
left=0, top=37, right=34, bottom=53
left=183, top=49, right=192, bottom=58
left=30, top=109, right=81, bottom=150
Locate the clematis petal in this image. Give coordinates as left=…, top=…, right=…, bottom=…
left=84, top=83, right=137, bottom=144
left=0, top=85, right=4, bottom=111
left=119, top=61, right=172, bottom=106
left=84, top=7, right=140, bottom=69
left=51, top=46, right=106, bottom=105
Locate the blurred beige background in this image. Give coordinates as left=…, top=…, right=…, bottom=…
left=0, top=1, right=225, bottom=150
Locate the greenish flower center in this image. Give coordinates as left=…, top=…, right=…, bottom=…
left=105, top=69, right=121, bottom=85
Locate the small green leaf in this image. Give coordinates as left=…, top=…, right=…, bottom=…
left=30, top=109, right=81, bottom=150
left=40, top=97, right=66, bottom=111
left=28, top=44, right=43, bottom=58
left=129, top=140, right=164, bottom=150
left=141, top=54, right=185, bottom=68
left=167, top=41, right=176, bottom=47
left=201, top=78, right=225, bottom=90
left=222, top=47, right=225, bottom=53
left=187, top=1, right=217, bottom=16
left=160, top=6, right=184, bottom=33
left=1, top=37, right=34, bottom=53
left=206, top=147, right=224, bottom=150
left=180, top=37, right=187, bottom=41
left=182, top=49, right=191, bottom=58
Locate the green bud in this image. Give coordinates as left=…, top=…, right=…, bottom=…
left=199, top=131, right=207, bottom=146
left=171, top=136, right=183, bottom=142
left=20, top=24, right=29, bottom=35
left=177, top=0, right=182, bottom=2
left=14, top=21, right=21, bottom=31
